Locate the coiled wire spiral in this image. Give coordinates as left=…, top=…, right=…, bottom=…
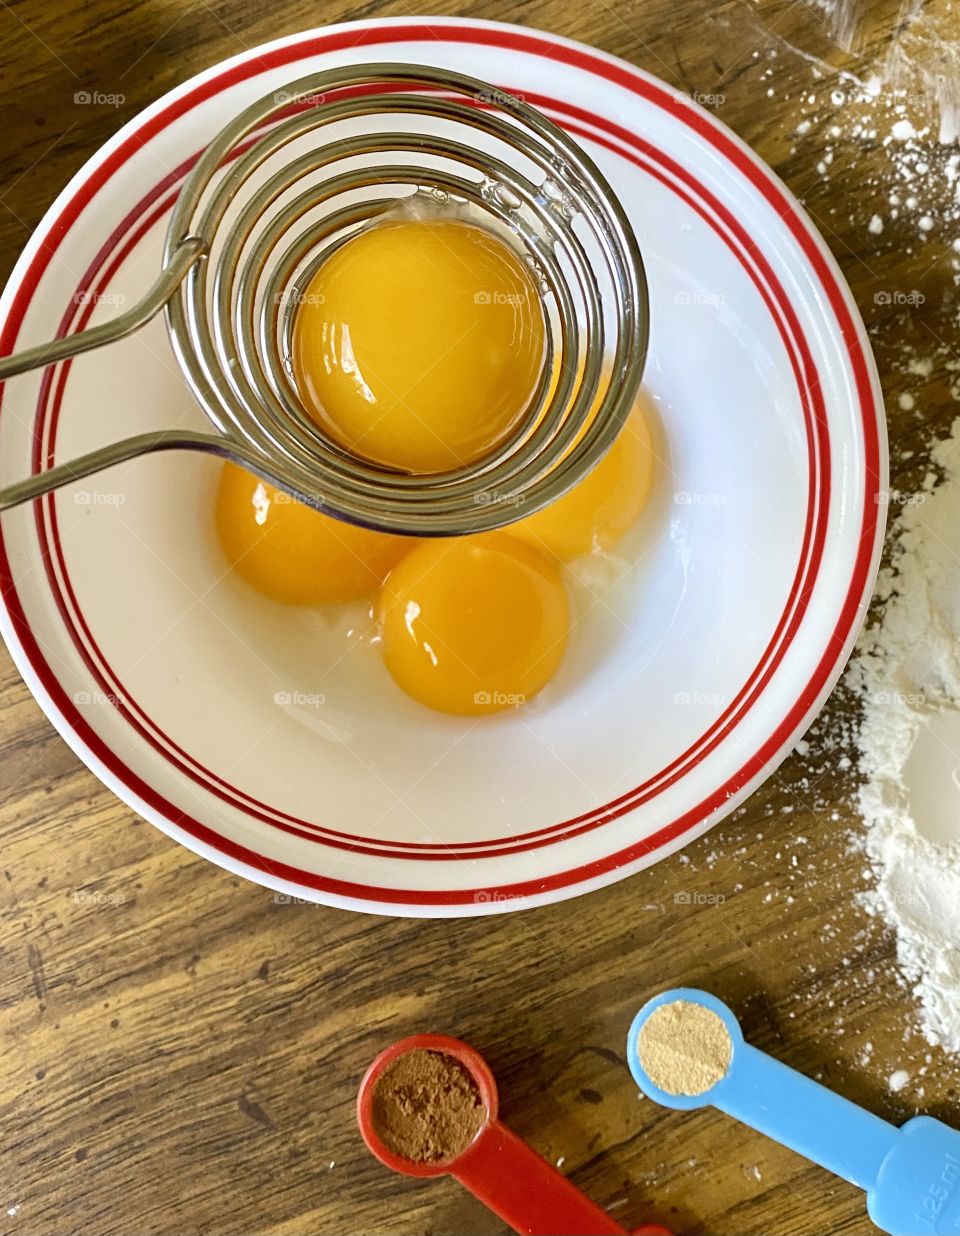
left=0, top=65, right=649, bottom=535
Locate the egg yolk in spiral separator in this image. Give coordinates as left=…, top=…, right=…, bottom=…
left=291, top=216, right=547, bottom=473
left=216, top=216, right=552, bottom=615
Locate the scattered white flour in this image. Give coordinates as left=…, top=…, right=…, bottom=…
left=850, top=420, right=960, bottom=1054
left=888, top=1069, right=911, bottom=1093
left=797, top=0, right=960, bottom=139
left=803, top=0, right=859, bottom=53
left=776, top=1, right=960, bottom=268
left=890, top=118, right=917, bottom=141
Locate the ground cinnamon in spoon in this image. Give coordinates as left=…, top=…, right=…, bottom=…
left=371, top=1049, right=485, bottom=1163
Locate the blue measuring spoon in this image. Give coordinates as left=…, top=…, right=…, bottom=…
left=627, top=988, right=960, bottom=1235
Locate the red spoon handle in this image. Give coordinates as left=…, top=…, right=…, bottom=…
left=451, top=1118, right=628, bottom=1236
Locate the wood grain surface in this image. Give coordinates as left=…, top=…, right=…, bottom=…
left=1, top=1, right=958, bottom=1233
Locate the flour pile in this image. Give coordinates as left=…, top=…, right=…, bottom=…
left=851, top=419, right=960, bottom=1053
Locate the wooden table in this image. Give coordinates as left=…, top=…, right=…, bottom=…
left=1, top=1, right=957, bottom=1233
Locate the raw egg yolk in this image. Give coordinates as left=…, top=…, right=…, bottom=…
left=377, top=534, right=569, bottom=715
left=292, top=217, right=546, bottom=474
left=215, top=462, right=409, bottom=604
left=511, top=389, right=657, bottom=560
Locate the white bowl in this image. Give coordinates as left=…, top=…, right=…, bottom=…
left=0, top=18, right=886, bottom=916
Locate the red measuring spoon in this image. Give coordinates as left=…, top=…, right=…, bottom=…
left=358, top=1033, right=670, bottom=1236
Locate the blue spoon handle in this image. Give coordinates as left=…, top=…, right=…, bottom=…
left=628, top=990, right=960, bottom=1236
left=717, top=1041, right=898, bottom=1191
